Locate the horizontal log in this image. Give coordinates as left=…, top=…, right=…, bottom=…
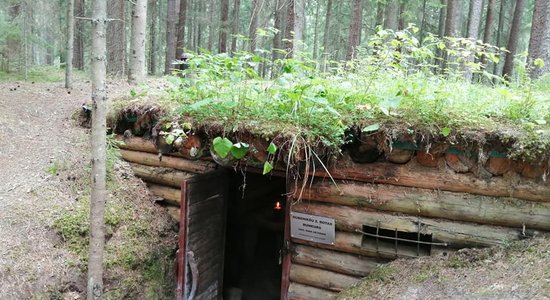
left=162, top=205, right=180, bottom=223
left=292, top=244, right=385, bottom=277
left=120, top=149, right=216, bottom=173
left=313, top=160, right=550, bottom=202
left=291, top=230, right=445, bottom=259
left=288, top=282, right=337, bottom=300
left=292, top=202, right=543, bottom=248
left=298, top=180, right=550, bottom=231
left=130, top=163, right=193, bottom=188
left=148, top=183, right=181, bottom=206
left=290, top=264, right=360, bottom=292
left=117, top=136, right=158, bottom=153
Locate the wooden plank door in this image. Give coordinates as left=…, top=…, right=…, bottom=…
left=177, top=170, right=228, bottom=300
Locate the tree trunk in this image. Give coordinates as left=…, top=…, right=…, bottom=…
left=464, top=0, right=483, bottom=81
left=120, top=149, right=216, bottom=173
left=398, top=1, right=406, bottom=30
left=419, top=0, right=428, bottom=43
left=231, top=0, right=241, bottom=53
left=249, top=0, right=260, bottom=51
left=129, top=0, right=147, bottom=83
left=284, top=0, right=295, bottom=57
left=502, top=0, right=526, bottom=80
left=272, top=0, right=284, bottom=62
left=165, top=0, right=178, bottom=74
left=493, top=0, right=508, bottom=77
left=322, top=0, right=332, bottom=64
left=375, top=0, right=384, bottom=28
left=312, top=0, right=321, bottom=59
left=106, top=0, right=126, bottom=77
left=148, top=0, right=158, bottom=75
left=444, top=0, right=461, bottom=37
left=207, top=0, right=215, bottom=51
left=65, top=0, right=74, bottom=89
left=346, top=0, right=363, bottom=61
left=383, top=0, right=399, bottom=30
left=87, top=0, right=107, bottom=298
left=73, top=0, right=85, bottom=70
left=176, top=0, right=188, bottom=59
left=528, top=0, right=550, bottom=78
left=480, top=0, right=497, bottom=68
left=219, top=0, right=229, bottom=53
left=293, top=0, right=305, bottom=52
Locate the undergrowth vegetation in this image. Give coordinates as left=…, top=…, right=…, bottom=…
left=126, top=26, right=549, bottom=161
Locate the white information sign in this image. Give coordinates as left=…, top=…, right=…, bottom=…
left=290, top=212, right=335, bottom=245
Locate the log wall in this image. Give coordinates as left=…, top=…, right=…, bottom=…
left=117, top=136, right=550, bottom=299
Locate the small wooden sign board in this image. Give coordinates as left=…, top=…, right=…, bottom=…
left=290, top=212, right=335, bottom=245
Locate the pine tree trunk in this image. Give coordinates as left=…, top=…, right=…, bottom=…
left=502, top=0, right=526, bottom=80
left=65, top=0, right=74, bottom=89
left=107, top=0, right=126, bottom=77
left=272, top=0, right=283, bottom=62
left=231, top=0, right=241, bottom=53
left=207, top=0, right=215, bottom=51
left=176, top=0, right=187, bottom=59
left=464, top=0, right=483, bottom=81
left=480, top=0, right=496, bottom=68
left=165, top=0, right=178, bottom=74
left=294, top=0, right=305, bottom=52
left=73, top=0, right=85, bottom=70
left=419, top=0, right=428, bottom=43
left=219, top=0, right=229, bottom=53
left=249, top=0, right=260, bottom=51
left=284, top=0, right=295, bottom=57
left=322, top=0, right=333, bottom=62
left=87, top=0, right=107, bottom=298
left=528, top=0, right=550, bottom=78
left=148, top=0, right=158, bottom=75
left=375, top=0, right=384, bottom=28
left=312, top=1, right=321, bottom=59
left=383, top=0, right=399, bottom=30
left=129, top=0, right=147, bottom=83
left=346, top=0, right=363, bottom=61
left=444, top=0, right=461, bottom=37
left=493, top=0, right=509, bottom=77
left=398, top=1, right=406, bottom=30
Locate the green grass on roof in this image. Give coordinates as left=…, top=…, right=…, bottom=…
left=122, top=28, right=550, bottom=161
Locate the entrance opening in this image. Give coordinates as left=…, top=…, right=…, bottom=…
left=223, top=171, right=287, bottom=300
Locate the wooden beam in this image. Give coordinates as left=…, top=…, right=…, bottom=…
left=292, top=244, right=386, bottom=277
left=130, top=163, right=193, bottom=188
left=298, top=180, right=550, bottom=231
left=120, top=149, right=216, bottom=173
left=312, top=160, right=550, bottom=202
left=289, top=264, right=360, bottom=292
left=287, top=282, right=337, bottom=300
left=291, top=231, right=443, bottom=259
left=148, top=183, right=181, bottom=206
left=292, top=202, right=543, bottom=248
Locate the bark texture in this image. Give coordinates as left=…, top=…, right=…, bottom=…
left=107, top=0, right=126, bottom=76
left=87, top=0, right=107, bottom=298
left=165, top=0, right=178, bottom=74
left=219, top=0, right=229, bottom=52
left=65, top=0, right=74, bottom=89
left=502, top=0, right=526, bottom=79
left=346, top=0, right=363, bottom=60
left=383, top=0, right=399, bottom=30
left=73, top=0, right=85, bottom=70
left=528, top=0, right=550, bottom=78
left=129, top=0, right=147, bottom=83
left=176, top=0, right=188, bottom=59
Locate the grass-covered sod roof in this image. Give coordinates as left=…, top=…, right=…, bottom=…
left=113, top=30, right=550, bottom=162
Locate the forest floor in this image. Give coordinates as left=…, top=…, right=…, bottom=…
left=0, top=80, right=177, bottom=299
left=0, top=79, right=549, bottom=299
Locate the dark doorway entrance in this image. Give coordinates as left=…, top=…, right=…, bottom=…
left=223, top=171, right=287, bottom=300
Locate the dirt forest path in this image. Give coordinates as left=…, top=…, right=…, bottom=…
left=0, top=81, right=94, bottom=298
